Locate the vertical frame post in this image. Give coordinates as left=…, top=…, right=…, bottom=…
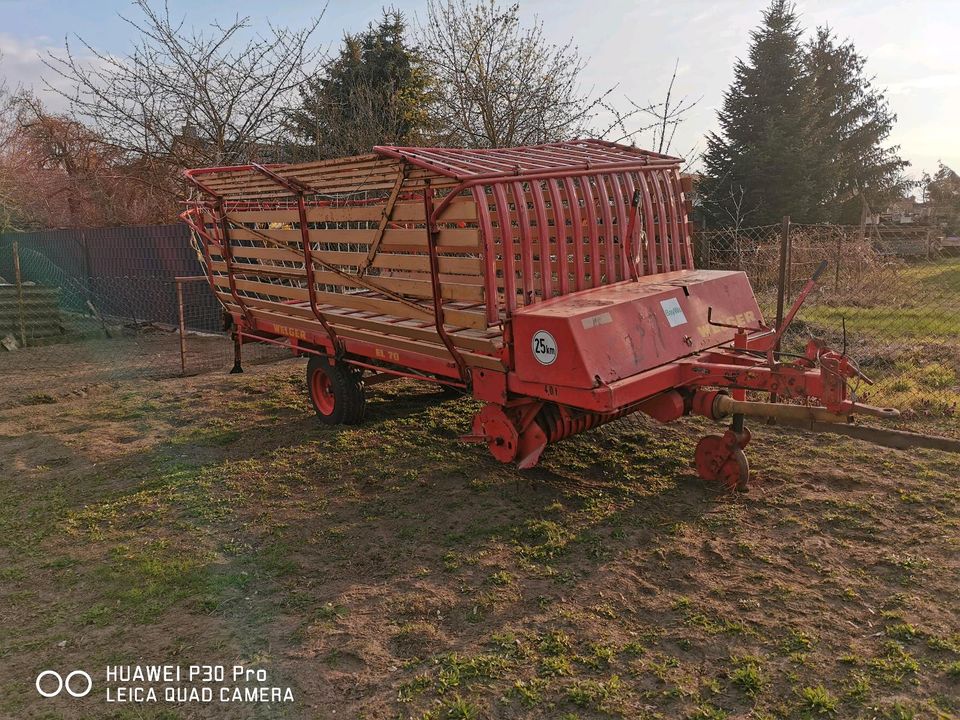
left=424, top=181, right=469, bottom=382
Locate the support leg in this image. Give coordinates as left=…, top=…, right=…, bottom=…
left=230, top=332, right=244, bottom=374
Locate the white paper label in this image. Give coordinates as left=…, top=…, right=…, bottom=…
left=531, top=330, right=558, bottom=365
left=581, top=312, right=613, bottom=329
left=660, top=297, right=688, bottom=327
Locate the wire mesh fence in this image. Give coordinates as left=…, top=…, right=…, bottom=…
left=695, top=222, right=959, bottom=417
left=0, top=228, right=288, bottom=407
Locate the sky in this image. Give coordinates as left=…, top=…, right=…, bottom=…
left=1, top=0, right=957, bottom=182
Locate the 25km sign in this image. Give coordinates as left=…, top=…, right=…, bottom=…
left=532, top=330, right=558, bottom=365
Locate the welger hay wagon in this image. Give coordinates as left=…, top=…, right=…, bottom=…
left=182, top=140, right=898, bottom=489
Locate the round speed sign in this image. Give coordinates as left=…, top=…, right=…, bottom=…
left=531, top=330, right=558, bottom=365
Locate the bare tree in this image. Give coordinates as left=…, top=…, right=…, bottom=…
left=43, top=0, right=324, bottom=169
left=418, top=0, right=613, bottom=148
left=601, top=59, right=701, bottom=162
left=1, top=93, right=176, bottom=227
left=0, top=56, right=22, bottom=230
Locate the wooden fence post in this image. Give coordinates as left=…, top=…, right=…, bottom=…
left=177, top=278, right=187, bottom=376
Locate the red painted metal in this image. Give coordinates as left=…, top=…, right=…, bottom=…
left=546, top=179, right=570, bottom=295
left=510, top=270, right=759, bottom=390
left=310, top=367, right=336, bottom=415
left=422, top=181, right=469, bottom=381
left=695, top=432, right=751, bottom=490
left=183, top=140, right=889, bottom=488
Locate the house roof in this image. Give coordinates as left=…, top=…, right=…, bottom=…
left=374, top=139, right=681, bottom=182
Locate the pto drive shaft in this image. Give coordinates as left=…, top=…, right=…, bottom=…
left=710, top=394, right=900, bottom=424
left=708, top=395, right=960, bottom=455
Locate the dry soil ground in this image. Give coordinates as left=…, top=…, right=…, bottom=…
left=0, top=355, right=957, bottom=720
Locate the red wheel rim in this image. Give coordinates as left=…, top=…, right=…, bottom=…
left=310, top=369, right=335, bottom=415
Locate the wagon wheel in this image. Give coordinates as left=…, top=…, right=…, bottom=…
left=694, top=435, right=750, bottom=491
left=306, top=356, right=365, bottom=425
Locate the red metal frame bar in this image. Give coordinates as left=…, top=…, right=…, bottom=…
left=622, top=186, right=642, bottom=280
left=527, top=180, right=553, bottom=301
left=546, top=179, right=569, bottom=295
left=214, top=201, right=252, bottom=323
left=247, top=163, right=344, bottom=357
left=423, top=181, right=470, bottom=382
left=633, top=172, right=657, bottom=273
left=608, top=172, right=632, bottom=281
left=510, top=181, right=536, bottom=302
left=596, top=175, right=617, bottom=282
left=470, top=185, right=501, bottom=326
left=581, top=177, right=602, bottom=288
left=337, top=356, right=468, bottom=390
left=563, top=177, right=586, bottom=291
left=670, top=169, right=695, bottom=268
left=492, top=183, right=519, bottom=312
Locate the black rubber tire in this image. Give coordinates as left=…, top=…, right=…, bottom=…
left=306, top=356, right=365, bottom=425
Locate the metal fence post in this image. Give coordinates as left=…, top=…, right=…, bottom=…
left=79, top=228, right=94, bottom=309
left=12, top=240, right=26, bottom=348
left=775, top=216, right=790, bottom=341
left=835, top=227, right=842, bottom=292
left=703, top=217, right=711, bottom=269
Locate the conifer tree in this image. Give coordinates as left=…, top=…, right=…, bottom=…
left=289, top=11, right=433, bottom=158
left=805, top=27, right=909, bottom=223
left=701, top=0, right=815, bottom=226
left=701, top=1, right=910, bottom=227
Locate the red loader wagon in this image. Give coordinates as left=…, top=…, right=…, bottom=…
left=182, top=140, right=898, bottom=489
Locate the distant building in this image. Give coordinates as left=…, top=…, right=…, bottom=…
left=871, top=197, right=936, bottom=227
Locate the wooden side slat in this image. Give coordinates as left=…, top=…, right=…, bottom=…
left=232, top=303, right=502, bottom=369
left=208, top=170, right=458, bottom=198
left=220, top=296, right=500, bottom=353
left=330, top=324, right=505, bottom=370
left=205, top=161, right=444, bottom=193
left=226, top=227, right=480, bottom=250
left=223, top=245, right=482, bottom=275
left=210, top=262, right=484, bottom=303
left=224, top=198, right=474, bottom=225
left=213, top=282, right=488, bottom=330
left=197, top=153, right=384, bottom=186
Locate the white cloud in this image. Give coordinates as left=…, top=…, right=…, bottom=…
left=0, top=32, right=73, bottom=110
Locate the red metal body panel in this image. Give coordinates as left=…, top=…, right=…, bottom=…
left=511, top=270, right=762, bottom=390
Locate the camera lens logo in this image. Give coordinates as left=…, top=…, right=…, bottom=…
left=36, top=670, right=93, bottom=698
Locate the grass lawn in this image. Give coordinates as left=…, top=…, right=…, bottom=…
left=0, top=359, right=958, bottom=719
left=752, top=257, right=960, bottom=415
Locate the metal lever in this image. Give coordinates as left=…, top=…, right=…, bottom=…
left=706, top=307, right=767, bottom=331
left=767, top=260, right=828, bottom=360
